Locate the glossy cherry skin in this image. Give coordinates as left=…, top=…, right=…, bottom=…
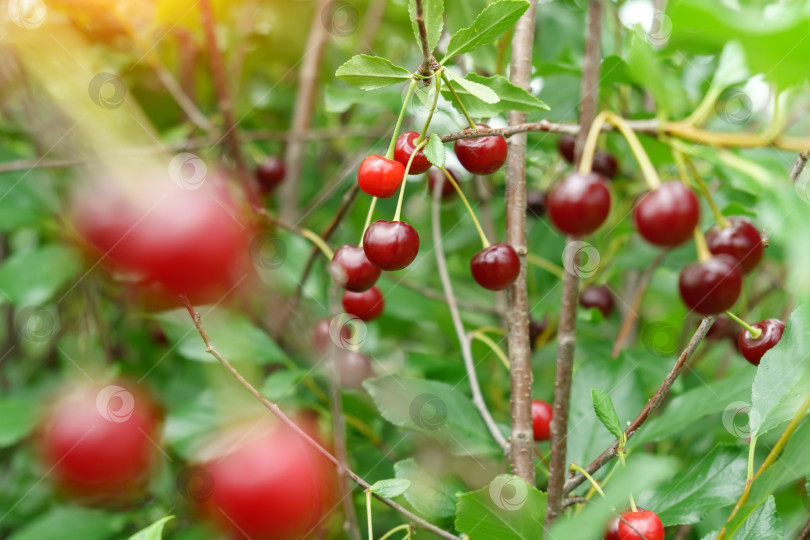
left=592, top=151, right=618, bottom=179
left=357, top=155, right=406, bottom=198
left=342, top=286, right=384, bottom=321
left=579, top=285, right=614, bottom=317
left=738, top=318, right=785, bottom=365
left=394, top=131, right=431, bottom=175
left=363, top=220, right=420, bottom=271
left=604, top=516, right=621, bottom=540
left=36, top=383, right=162, bottom=502
left=547, top=172, right=611, bottom=236
left=531, top=400, right=553, bottom=441
left=706, top=218, right=764, bottom=274
left=427, top=168, right=459, bottom=199
left=454, top=124, right=508, bottom=175
left=634, top=182, right=700, bottom=247
left=330, top=245, right=381, bottom=292
left=256, top=156, right=286, bottom=193
left=678, top=255, right=742, bottom=315
left=470, top=243, right=520, bottom=291
left=201, top=425, right=334, bottom=540
left=616, top=509, right=664, bottom=540
left=558, top=134, right=576, bottom=163
left=526, top=189, right=545, bottom=218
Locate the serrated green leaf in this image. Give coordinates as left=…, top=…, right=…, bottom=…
left=369, top=478, right=411, bottom=499
left=455, top=475, right=547, bottom=540
left=450, top=73, right=499, bottom=104
left=444, top=0, right=530, bottom=60
left=424, top=134, right=446, bottom=168
left=335, top=55, right=412, bottom=90
left=409, top=0, right=444, bottom=53
left=0, top=245, right=82, bottom=306
left=441, top=74, right=548, bottom=117
left=591, top=388, right=623, bottom=439
left=394, top=458, right=464, bottom=519
left=734, top=496, right=783, bottom=540
left=127, top=516, right=174, bottom=540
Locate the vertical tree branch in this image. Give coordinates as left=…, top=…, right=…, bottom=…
left=546, top=0, right=603, bottom=526
left=505, top=0, right=539, bottom=484
left=280, top=0, right=331, bottom=221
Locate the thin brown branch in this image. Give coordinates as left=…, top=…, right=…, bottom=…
left=789, top=142, right=810, bottom=182
left=505, top=0, right=539, bottom=485
left=414, top=0, right=437, bottom=76
left=180, top=296, right=461, bottom=540
left=563, top=316, right=716, bottom=495
left=432, top=180, right=509, bottom=452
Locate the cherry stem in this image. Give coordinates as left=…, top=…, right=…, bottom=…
left=527, top=253, right=566, bottom=279
left=569, top=463, right=605, bottom=497
left=693, top=228, right=712, bottom=262
left=393, top=139, right=428, bottom=222
left=578, top=110, right=610, bottom=174
left=417, top=71, right=443, bottom=143
left=441, top=72, right=477, bottom=129
left=379, top=525, right=411, bottom=540
left=606, top=112, right=662, bottom=189
left=386, top=79, right=419, bottom=160
left=359, top=197, right=378, bottom=247
left=725, top=311, right=762, bottom=339
left=628, top=493, right=638, bottom=513
left=440, top=167, right=490, bottom=248
left=470, top=331, right=510, bottom=370
left=685, top=156, right=730, bottom=228
left=259, top=211, right=334, bottom=259
left=366, top=489, right=373, bottom=540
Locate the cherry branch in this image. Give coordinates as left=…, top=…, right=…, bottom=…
left=789, top=141, right=810, bottom=182
left=414, top=0, right=437, bottom=76
left=563, top=316, right=716, bottom=495
left=180, top=296, right=462, bottom=540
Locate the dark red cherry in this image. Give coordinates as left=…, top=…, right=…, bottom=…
left=616, top=509, right=664, bottom=540
left=342, top=287, right=384, bottom=321
left=330, top=245, right=381, bottom=292
left=256, top=156, right=286, bottom=193
left=470, top=243, right=520, bottom=291
left=737, top=318, right=785, bottom=365
left=529, top=317, right=549, bottom=350
left=604, top=516, right=621, bottom=540
left=362, top=220, right=420, bottom=271
left=394, top=132, right=431, bottom=175
left=526, top=189, right=545, bottom=218
left=592, top=151, right=618, bottom=179
left=706, top=218, right=764, bottom=274
left=634, top=182, right=700, bottom=247
left=454, top=124, right=508, bottom=175
left=678, top=255, right=742, bottom=315
left=357, top=155, right=406, bottom=198
left=579, top=285, right=614, bottom=317
left=531, top=400, right=553, bottom=441
left=427, top=168, right=458, bottom=199
left=547, top=172, right=611, bottom=236
left=707, top=316, right=737, bottom=341
left=558, top=134, right=576, bottom=163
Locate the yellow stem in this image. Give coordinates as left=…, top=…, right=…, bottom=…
left=394, top=139, right=428, bottom=222
left=359, top=197, right=378, bottom=247
left=570, top=463, right=605, bottom=497
left=604, top=112, right=661, bottom=189
left=440, top=167, right=490, bottom=248
left=579, top=111, right=611, bottom=175
left=527, top=253, right=566, bottom=279
left=471, top=331, right=510, bottom=370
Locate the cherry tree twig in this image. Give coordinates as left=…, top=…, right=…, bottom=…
left=505, top=0, right=539, bottom=485
left=180, top=296, right=461, bottom=540
left=563, top=316, right=716, bottom=494
left=789, top=140, right=810, bottom=182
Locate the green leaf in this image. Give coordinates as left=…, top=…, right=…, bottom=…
left=637, top=445, right=747, bottom=526
left=0, top=245, right=82, bottom=306
left=624, top=32, right=688, bottom=117
left=591, top=388, right=622, bottom=439
left=0, top=396, right=39, bottom=448
left=261, top=369, right=307, bottom=402
left=733, top=496, right=783, bottom=540
left=335, top=55, right=412, bottom=90
left=450, top=73, right=499, bottom=104
left=127, top=516, right=175, bottom=540
left=394, top=458, right=465, bottom=519
left=409, top=0, right=444, bottom=53
left=444, top=0, right=530, bottom=60
left=455, top=475, right=547, bottom=540
left=440, top=74, right=547, bottom=117
left=369, top=478, right=411, bottom=499
left=751, top=304, right=810, bottom=437
left=364, top=375, right=502, bottom=456
left=8, top=507, right=127, bottom=540
left=424, top=134, right=446, bottom=169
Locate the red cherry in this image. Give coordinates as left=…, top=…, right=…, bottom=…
left=634, top=182, right=700, bottom=247
left=617, top=509, right=664, bottom=540
left=706, top=218, right=764, bottom=274
left=36, top=382, right=162, bottom=502
left=547, top=172, right=611, bottom=236
left=342, top=287, right=384, bottom=321
left=737, top=318, right=785, bottom=365
left=592, top=151, right=618, bottom=179
left=427, top=168, right=459, bottom=199
left=330, top=245, right=381, bottom=292
left=579, top=285, right=614, bottom=317
left=454, top=124, right=508, bottom=175
left=256, top=156, right=286, bottom=193
left=558, top=134, right=576, bottom=163
left=604, top=516, right=621, bottom=540
left=202, top=424, right=334, bottom=540
left=470, top=243, right=520, bottom=291
left=678, top=255, right=742, bottom=315
left=531, top=400, right=553, bottom=441
left=362, top=220, right=420, bottom=271
left=394, top=132, right=431, bottom=175
left=526, top=189, right=545, bottom=218
left=357, top=155, right=406, bottom=198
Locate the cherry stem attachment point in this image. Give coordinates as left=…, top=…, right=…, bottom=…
left=725, top=311, right=762, bottom=339
left=628, top=493, right=638, bottom=513
left=393, top=139, right=428, bottom=222
left=440, top=71, right=477, bottom=129
left=359, top=197, right=378, bottom=247
left=440, top=167, right=490, bottom=248
left=570, top=463, right=605, bottom=497
left=386, top=79, right=419, bottom=160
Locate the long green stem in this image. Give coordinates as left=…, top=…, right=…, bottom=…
left=570, top=463, right=605, bottom=497
left=417, top=72, right=443, bottom=143
left=471, top=331, right=510, bottom=370
left=527, top=253, right=566, bottom=279
left=604, top=112, right=661, bottom=189
left=393, top=139, right=428, bottom=222
left=725, top=311, right=762, bottom=339
left=366, top=489, right=373, bottom=540
left=685, top=156, right=729, bottom=228
left=440, top=167, right=490, bottom=248
left=440, top=72, right=477, bottom=129
left=746, top=434, right=758, bottom=482
left=379, top=524, right=411, bottom=540
left=386, top=79, right=419, bottom=159
left=359, top=197, right=378, bottom=247
left=579, top=110, right=611, bottom=174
